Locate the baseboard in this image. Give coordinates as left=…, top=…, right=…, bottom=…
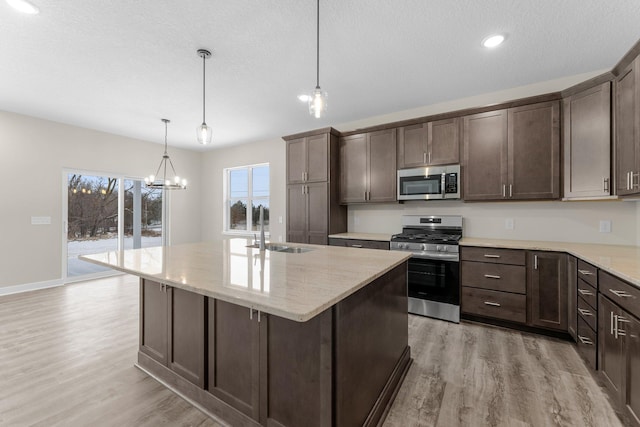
left=0, top=278, right=63, bottom=296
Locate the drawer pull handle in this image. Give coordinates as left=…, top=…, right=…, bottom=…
left=484, top=254, right=501, bottom=258
left=578, top=269, right=594, bottom=276
left=484, top=301, right=501, bottom=307
left=484, top=274, right=501, bottom=279
left=577, top=335, right=594, bottom=346
left=610, top=289, right=633, bottom=298
left=578, top=289, right=594, bottom=296
left=578, top=308, right=593, bottom=317
left=351, top=244, right=363, bottom=248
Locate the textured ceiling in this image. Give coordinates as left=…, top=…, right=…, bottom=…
left=1, top=0, right=640, bottom=151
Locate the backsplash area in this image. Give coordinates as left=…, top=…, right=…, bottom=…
left=348, top=200, right=639, bottom=246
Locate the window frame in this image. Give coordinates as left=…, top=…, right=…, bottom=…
left=223, top=163, right=270, bottom=237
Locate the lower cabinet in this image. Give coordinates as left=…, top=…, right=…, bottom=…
left=140, top=279, right=206, bottom=387
left=598, top=272, right=640, bottom=426
left=527, top=251, right=567, bottom=331
left=328, top=237, right=390, bottom=250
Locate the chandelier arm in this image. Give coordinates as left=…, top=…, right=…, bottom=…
left=167, top=156, right=179, bottom=177
left=153, top=159, right=164, bottom=181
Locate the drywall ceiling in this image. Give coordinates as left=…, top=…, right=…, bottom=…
left=1, top=0, right=639, bottom=150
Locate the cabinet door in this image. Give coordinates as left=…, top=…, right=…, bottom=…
left=626, top=313, right=640, bottom=425
left=567, top=256, right=578, bottom=340
left=397, top=123, right=427, bottom=168
left=307, top=182, right=329, bottom=245
left=140, top=280, right=168, bottom=365
left=429, top=117, right=460, bottom=165
left=339, top=134, right=367, bottom=203
left=463, top=110, right=508, bottom=200
left=287, top=184, right=307, bottom=243
left=208, top=299, right=260, bottom=421
left=306, top=133, right=329, bottom=182
left=563, top=83, right=611, bottom=198
left=599, top=295, right=625, bottom=401
left=168, top=287, right=205, bottom=387
left=287, top=138, right=306, bottom=184
left=508, top=101, right=560, bottom=200
left=528, top=251, right=567, bottom=331
left=615, top=58, right=640, bottom=196
left=367, top=129, right=397, bottom=202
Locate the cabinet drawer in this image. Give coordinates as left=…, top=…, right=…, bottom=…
left=328, top=238, right=389, bottom=250
left=461, top=287, right=526, bottom=323
left=460, top=262, right=526, bottom=294
left=577, top=296, right=597, bottom=331
left=461, top=247, right=525, bottom=265
left=576, top=316, right=597, bottom=370
left=577, top=259, right=598, bottom=288
left=577, top=278, right=597, bottom=310
left=599, top=270, right=640, bottom=318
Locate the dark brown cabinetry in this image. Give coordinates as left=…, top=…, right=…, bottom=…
left=284, top=128, right=346, bottom=244
left=397, top=117, right=460, bottom=168
left=139, top=280, right=206, bottom=387
left=598, top=271, right=640, bottom=426
left=575, top=259, right=599, bottom=369
left=460, top=247, right=527, bottom=324
left=339, top=129, right=397, bottom=204
left=615, top=56, right=640, bottom=196
left=563, top=82, right=612, bottom=199
left=463, top=101, right=560, bottom=201
left=328, top=237, right=390, bottom=250
left=567, top=256, right=578, bottom=340
left=527, top=251, right=567, bottom=331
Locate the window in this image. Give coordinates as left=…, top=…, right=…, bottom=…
left=225, top=163, right=269, bottom=234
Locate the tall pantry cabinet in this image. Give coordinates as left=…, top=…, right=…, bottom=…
left=284, top=128, right=347, bottom=244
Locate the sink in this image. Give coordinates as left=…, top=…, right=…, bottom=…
left=246, top=243, right=313, bottom=253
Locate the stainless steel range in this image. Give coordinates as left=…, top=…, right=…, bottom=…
left=391, top=215, right=462, bottom=323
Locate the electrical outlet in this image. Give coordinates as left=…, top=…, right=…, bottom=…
left=505, top=218, right=514, bottom=230
left=599, top=220, right=612, bottom=233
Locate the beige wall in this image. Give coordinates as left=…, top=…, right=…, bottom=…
left=200, top=137, right=286, bottom=243
left=0, top=111, right=202, bottom=289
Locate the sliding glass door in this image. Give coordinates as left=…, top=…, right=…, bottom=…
left=64, top=171, right=163, bottom=281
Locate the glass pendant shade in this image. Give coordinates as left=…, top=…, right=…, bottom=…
left=308, top=87, right=328, bottom=119
left=197, top=122, right=213, bottom=145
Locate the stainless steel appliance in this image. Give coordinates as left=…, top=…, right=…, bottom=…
left=397, top=165, right=460, bottom=201
left=390, top=215, right=462, bottom=323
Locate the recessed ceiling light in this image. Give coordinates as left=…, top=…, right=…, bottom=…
left=482, top=34, right=505, bottom=48
left=298, top=94, right=310, bottom=102
left=6, top=0, right=39, bottom=14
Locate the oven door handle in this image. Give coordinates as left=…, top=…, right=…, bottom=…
left=406, top=252, right=460, bottom=261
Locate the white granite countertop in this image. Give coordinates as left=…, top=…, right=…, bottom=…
left=80, top=238, right=410, bottom=322
left=328, top=232, right=393, bottom=241
left=460, top=237, right=640, bottom=289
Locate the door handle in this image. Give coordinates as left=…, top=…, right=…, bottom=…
left=578, top=288, right=594, bottom=296
left=577, top=335, right=594, bottom=346
left=502, top=184, right=506, bottom=198
left=509, top=184, right=513, bottom=198
left=578, top=308, right=593, bottom=317
left=534, top=255, right=538, bottom=270
left=604, top=177, right=609, bottom=192
left=484, top=301, right=501, bottom=307
left=484, top=274, right=501, bottom=279
left=423, top=152, right=427, bottom=164
left=578, top=269, right=593, bottom=276
left=483, top=254, right=500, bottom=258
left=628, top=171, right=632, bottom=190
left=350, top=244, right=363, bottom=248
left=609, top=289, right=633, bottom=298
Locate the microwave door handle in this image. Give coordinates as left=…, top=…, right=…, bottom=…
left=441, top=173, right=446, bottom=198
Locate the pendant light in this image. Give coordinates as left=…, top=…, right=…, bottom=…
left=145, top=119, right=187, bottom=190
left=308, top=0, right=327, bottom=118
left=196, top=49, right=213, bottom=145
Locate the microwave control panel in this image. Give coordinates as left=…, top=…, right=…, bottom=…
left=444, top=173, right=458, bottom=194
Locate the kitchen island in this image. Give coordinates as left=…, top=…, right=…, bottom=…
left=81, top=239, right=411, bottom=427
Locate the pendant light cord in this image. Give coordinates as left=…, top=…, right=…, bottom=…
left=202, top=55, right=206, bottom=123
left=316, top=0, right=320, bottom=89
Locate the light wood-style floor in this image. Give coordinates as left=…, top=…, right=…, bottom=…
left=0, top=276, right=622, bottom=427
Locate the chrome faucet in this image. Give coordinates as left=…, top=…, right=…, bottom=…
left=259, top=205, right=266, bottom=251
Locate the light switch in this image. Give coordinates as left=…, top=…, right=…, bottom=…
left=599, top=220, right=611, bottom=233
left=505, top=218, right=514, bottom=230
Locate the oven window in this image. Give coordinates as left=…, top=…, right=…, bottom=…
left=399, top=175, right=441, bottom=196
left=407, top=258, right=459, bottom=305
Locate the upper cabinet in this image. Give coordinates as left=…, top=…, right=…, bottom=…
left=339, top=129, right=397, bottom=204
left=615, top=56, right=640, bottom=197
left=287, top=133, right=329, bottom=184
left=397, top=117, right=460, bottom=168
left=563, top=82, right=612, bottom=199
left=463, top=101, right=560, bottom=201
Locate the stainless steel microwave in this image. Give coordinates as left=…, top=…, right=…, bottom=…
left=397, top=165, right=461, bottom=200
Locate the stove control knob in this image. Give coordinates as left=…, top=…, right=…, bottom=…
left=421, top=244, right=427, bottom=251
left=437, top=245, right=446, bottom=252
